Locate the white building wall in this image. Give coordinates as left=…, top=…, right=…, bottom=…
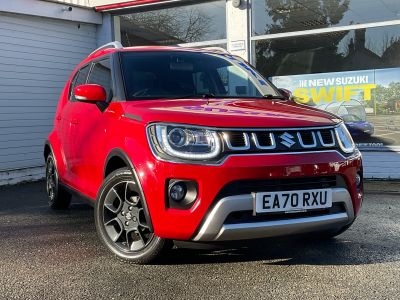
left=226, top=0, right=250, bottom=61
left=1, top=0, right=102, bottom=24
left=45, top=0, right=92, bottom=7
left=0, top=12, right=97, bottom=169
left=46, top=0, right=134, bottom=8
left=0, top=0, right=105, bottom=185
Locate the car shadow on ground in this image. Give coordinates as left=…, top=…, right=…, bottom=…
left=157, top=233, right=400, bottom=266
left=1, top=182, right=399, bottom=267
left=2, top=201, right=399, bottom=267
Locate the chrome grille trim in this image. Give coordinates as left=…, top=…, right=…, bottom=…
left=222, top=127, right=337, bottom=152
left=251, top=132, right=276, bottom=150
left=224, top=132, right=251, bottom=150
left=317, top=130, right=336, bottom=147
left=297, top=131, right=317, bottom=148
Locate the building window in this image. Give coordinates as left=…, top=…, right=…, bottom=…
left=119, top=0, right=226, bottom=47
left=252, top=25, right=400, bottom=150
left=252, top=0, right=400, bottom=37
left=253, top=25, right=400, bottom=78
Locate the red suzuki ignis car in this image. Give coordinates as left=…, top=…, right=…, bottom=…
left=44, top=42, right=363, bottom=264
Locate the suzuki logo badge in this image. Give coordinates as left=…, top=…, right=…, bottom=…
left=279, top=132, right=296, bottom=148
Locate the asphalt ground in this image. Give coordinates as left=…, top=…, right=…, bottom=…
left=0, top=181, right=399, bottom=300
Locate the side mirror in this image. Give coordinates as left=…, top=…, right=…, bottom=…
left=278, top=88, right=293, bottom=101
left=74, top=84, right=107, bottom=103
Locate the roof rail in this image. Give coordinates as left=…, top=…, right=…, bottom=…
left=89, top=41, right=123, bottom=56
left=202, top=47, right=230, bottom=54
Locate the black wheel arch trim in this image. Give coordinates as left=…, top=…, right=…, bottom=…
left=44, top=140, right=54, bottom=160
left=44, top=140, right=60, bottom=180
left=44, top=140, right=64, bottom=182
left=103, top=148, right=154, bottom=231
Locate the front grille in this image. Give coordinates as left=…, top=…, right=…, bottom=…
left=225, top=132, right=248, bottom=148
left=298, top=131, right=316, bottom=147
left=221, top=127, right=337, bottom=153
left=254, top=132, right=274, bottom=147
left=216, top=175, right=344, bottom=199
left=318, top=129, right=335, bottom=146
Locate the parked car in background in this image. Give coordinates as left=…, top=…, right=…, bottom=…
left=316, top=99, right=374, bottom=138
left=342, top=114, right=375, bottom=137
left=44, top=42, right=364, bottom=264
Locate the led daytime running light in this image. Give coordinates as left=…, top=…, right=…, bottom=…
left=154, top=125, right=221, bottom=160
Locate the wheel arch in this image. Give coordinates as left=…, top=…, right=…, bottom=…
left=103, top=148, right=154, bottom=231
left=104, top=149, right=130, bottom=178
left=44, top=140, right=53, bottom=160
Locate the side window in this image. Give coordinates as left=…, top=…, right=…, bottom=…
left=70, top=64, right=90, bottom=101
left=87, top=58, right=112, bottom=101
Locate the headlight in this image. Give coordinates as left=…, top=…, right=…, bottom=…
left=335, top=123, right=356, bottom=153
left=147, top=124, right=222, bottom=161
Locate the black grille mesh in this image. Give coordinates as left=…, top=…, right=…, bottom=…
left=226, top=132, right=246, bottom=148
left=319, top=129, right=334, bottom=145
left=254, top=132, right=273, bottom=147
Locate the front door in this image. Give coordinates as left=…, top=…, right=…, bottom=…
left=67, top=58, right=112, bottom=197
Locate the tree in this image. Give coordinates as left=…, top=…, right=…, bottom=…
left=121, top=8, right=213, bottom=46
left=255, top=0, right=351, bottom=77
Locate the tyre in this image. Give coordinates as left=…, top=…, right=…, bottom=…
left=45, top=153, right=71, bottom=210
left=94, top=168, right=171, bottom=264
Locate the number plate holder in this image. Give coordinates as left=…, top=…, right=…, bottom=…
left=253, top=189, right=333, bottom=215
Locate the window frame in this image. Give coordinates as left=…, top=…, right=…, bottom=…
left=68, top=63, right=92, bottom=102
left=86, top=55, right=114, bottom=103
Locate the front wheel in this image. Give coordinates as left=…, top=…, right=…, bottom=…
left=94, top=168, right=171, bottom=264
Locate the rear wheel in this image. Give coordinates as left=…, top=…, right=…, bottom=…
left=45, top=154, right=71, bottom=210
left=95, top=168, right=171, bottom=264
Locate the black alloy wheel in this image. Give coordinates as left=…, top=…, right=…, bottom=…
left=45, top=154, right=71, bottom=210
left=95, top=168, right=171, bottom=264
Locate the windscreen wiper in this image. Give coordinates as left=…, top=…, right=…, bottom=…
left=171, top=93, right=217, bottom=99
left=263, top=94, right=287, bottom=100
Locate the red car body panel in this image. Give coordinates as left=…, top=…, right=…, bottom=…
left=47, top=47, right=363, bottom=241
left=121, top=99, right=339, bottom=128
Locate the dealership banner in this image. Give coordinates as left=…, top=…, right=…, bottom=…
left=272, top=68, right=400, bottom=151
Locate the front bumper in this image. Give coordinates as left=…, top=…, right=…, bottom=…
left=131, top=148, right=363, bottom=241
left=193, top=188, right=354, bottom=241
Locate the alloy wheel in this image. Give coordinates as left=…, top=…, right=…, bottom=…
left=102, top=180, right=154, bottom=252
left=46, top=157, right=57, bottom=201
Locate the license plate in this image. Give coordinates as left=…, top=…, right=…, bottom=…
left=254, top=189, right=332, bottom=214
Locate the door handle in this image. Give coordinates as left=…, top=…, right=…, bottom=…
left=71, top=118, right=79, bottom=125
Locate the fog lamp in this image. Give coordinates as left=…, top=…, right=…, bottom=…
left=169, top=182, right=187, bottom=202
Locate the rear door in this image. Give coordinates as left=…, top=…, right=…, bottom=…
left=58, top=64, right=91, bottom=187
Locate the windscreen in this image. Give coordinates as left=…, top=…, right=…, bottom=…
left=120, top=51, right=279, bottom=100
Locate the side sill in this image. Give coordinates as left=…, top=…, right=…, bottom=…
left=59, top=182, right=95, bottom=207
